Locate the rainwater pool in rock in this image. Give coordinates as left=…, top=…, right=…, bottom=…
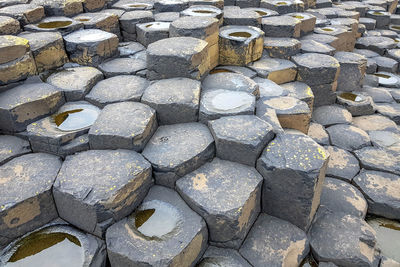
left=368, top=217, right=400, bottom=262
left=211, top=91, right=251, bottom=111
left=53, top=105, right=99, bottom=131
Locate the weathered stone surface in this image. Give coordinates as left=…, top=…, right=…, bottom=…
left=255, top=77, right=289, bottom=99
left=112, top=0, right=153, bottom=11
left=0, top=153, right=61, bottom=246
left=239, top=213, right=309, bottom=267
left=337, top=92, right=375, bottom=116
left=74, top=11, right=120, bottom=38
left=24, top=16, right=84, bottom=36
left=354, top=169, right=400, bottom=219
left=136, top=21, right=170, bottom=47
left=310, top=212, right=378, bottom=267
left=373, top=56, right=399, bottom=73
left=326, top=124, right=371, bottom=151
left=176, top=158, right=262, bottom=248
left=0, top=135, right=30, bottom=165
left=366, top=10, right=390, bottom=28
left=0, top=4, right=44, bottom=25
left=146, top=37, right=209, bottom=80
left=325, top=146, right=360, bottom=182
left=250, top=57, right=297, bottom=84
left=119, top=10, right=154, bottom=41
left=118, top=41, right=144, bottom=57
left=368, top=218, right=400, bottom=264
left=85, top=75, right=148, bottom=108
left=355, top=146, right=400, bottom=175
left=255, top=106, right=284, bottom=134
left=335, top=51, right=367, bottom=92
left=374, top=72, right=400, bottom=88
left=314, top=25, right=355, bottom=52
left=0, top=82, right=65, bottom=133
left=141, top=78, right=200, bottom=125
left=154, top=0, right=189, bottom=12
left=376, top=103, right=400, bottom=125
left=154, top=11, right=180, bottom=22
left=47, top=67, right=104, bottom=101
left=355, top=36, right=396, bottom=56
left=142, top=123, right=215, bottom=188
left=352, top=114, right=399, bottom=133
left=58, top=134, right=89, bottom=158
left=202, top=72, right=259, bottom=96
left=106, top=185, right=208, bottom=266
left=199, top=246, right=251, bottom=266
left=223, top=7, right=261, bottom=27
left=300, top=39, right=335, bottom=55
left=261, top=15, right=301, bottom=38
left=0, top=16, right=20, bottom=35
left=256, top=130, right=329, bottom=230
left=53, top=149, right=153, bottom=237
left=308, top=122, right=329, bottom=146
left=182, top=5, right=223, bottom=22
left=312, top=105, right=352, bottom=127
left=89, top=102, right=156, bottom=151
left=211, top=65, right=257, bottom=78
left=98, top=57, right=146, bottom=77
left=31, top=0, right=83, bottom=17
left=368, top=130, right=400, bottom=155
left=263, top=37, right=301, bottom=59
left=208, top=115, right=274, bottom=166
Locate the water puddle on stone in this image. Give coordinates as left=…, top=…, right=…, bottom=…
left=367, top=217, right=400, bottom=262
left=193, top=10, right=215, bottom=14
left=339, top=92, right=364, bottom=102
left=374, top=73, right=398, bottom=85
left=52, top=105, right=99, bottom=131
left=229, top=32, right=252, bottom=38
left=209, top=68, right=234, bottom=74
left=391, top=25, right=400, bottom=30
left=134, top=200, right=180, bottom=238
left=255, top=10, right=268, bottom=16
left=211, top=91, right=251, bottom=111
left=37, top=21, right=72, bottom=29
left=372, top=11, right=384, bottom=15
left=6, top=232, right=83, bottom=267
left=292, top=15, right=304, bottom=19
left=144, top=22, right=170, bottom=29
left=129, top=4, right=148, bottom=7
left=76, top=18, right=90, bottom=22
left=322, top=28, right=334, bottom=32
left=276, top=1, right=288, bottom=5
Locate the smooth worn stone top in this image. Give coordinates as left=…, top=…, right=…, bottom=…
left=0, top=35, right=29, bottom=64
left=17, top=31, right=63, bottom=51
left=64, top=28, right=117, bottom=43
left=202, top=72, right=259, bottom=96
left=200, top=246, right=252, bottom=267
left=312, top=105, right=353, bottom=126
left=146, top=36, right=208, bottom=57
left=258, top=96, right=310, bottom=114
left=334, top=51, right=368, bottom=65
left=0, top=153, right=62, bottom=209
left=292, top=52, right=340, bottom=69
left=0, top=135, right=31, bottom=165
left=170, top=15, right=218, bottom=32
left=354, top=147, right=400, bottom=175
left=324, top=146, right=360, bottom=182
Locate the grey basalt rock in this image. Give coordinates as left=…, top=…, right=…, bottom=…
left=368, top=130, right=400, bottom=155
left=208, top=115, right=275, bottom=166
left=176, top=158, right=263, bottom=248
left=239, top=213, right=309, bottom=267
left=256, top=130, right=329, bottom=231
left=352, top=114, right=399, bottom=133
left=324, top=146, right=360, bottom=182
left=334, top=51, right=367, bottom=92
left=0, top=16, right=20, bottom=35
left=142, top=122, right=215, bottom=188
left=0, top=153, right=62, bottom=246
left=249, top=57, right=297, bottom=85
left=0, top=135, right=31, bottom=165
left=312, top=105, right=352, bottom=127
left=375, top=103, right=400, bottom=125
left=136, top=21, right=170, bottom=47
left=24, top=16, right=84, bottom=36
left=53, top=149, right=153, bottom=237
left=355, top=36, right=396, bottom=55
left=202, top=72, right=259, bottom=96
left=307, top=122, right=330, bottom=146
left=354, top=147, right=400, bottom=176
left=336, top=92, right=375, bottom=116
left=198, top=246, right=251, bottom=267
left=263, top=37, right=301, bottom=59
left=300, top=39, right=336, bottom=55
left=255, top=77, right=290, bottom=99
left=98, top=57, right=146, bottom=77
left=326, top=124, right=371, bottom=151
left=119, top=10, right=154, bottom=41
left=73, top=11, right=120, bottom=38
left=106, top=185, right=208, bottom=267
left=261, top=15, right=301, bottom=37
left=223, top=7, right=261, bottom=27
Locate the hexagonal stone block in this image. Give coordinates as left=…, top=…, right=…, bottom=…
left=141, top=78, right=201, bottom=125
left=18, top=31, right=68, bottom=73
left=112, top=0, right=153, bottom=11
left=136, top=21, right=170, bottom=47
left=312, top=105, right=352, bottom=127
left=106, top=185, right=208, bottom=266
left=64, top=29, right=119, bottom=66
left=0, top=153, right=61, bottom=246
left=261, top=0, right=304, bottom=14
left=376, top=103, right=400, bottom=125
left=352, top=114, right=399, bottom=133
left=261, top=15, right=301, bottom=38
left=292, top=52, right=340, bottom=86
left=337, top=92, right=375, bottom=116
left=334, top=51, right=367, bottom=92
left=181, top=5, right=223, bottom=24
left=154, top=0, right=189, bottom=12
left=254, top=77, right=289, bottom=98
left=324, top=146, right=360, bottom=182
left=0, top=4, right=44, bottom=25
left=202, top=72, right=259, bottom=96
left=300, top=39, right=335, bottom=55
left=223, top=7, right=261, bottom=27
left=366, top=10, right=390, bottom=28
left=314, top=25, right=355, bottom=52
left=249, top=57, right=297, bottom=84
left=53, top=149, right=153, bottom=237
left=355, top=36, right=396, bottom=56
left=326, top=124, right=371, bottom=151
left=239, top=213, right=309, bottom=266
left=85, top=75, right=148, bottom=108
left=310, top=213, right=378, bottom=267
left=118, top=41, right=145, bottom=57
left=119, top=10, right=154, bottom=41
left=142, top=123, right=215, bottom=188
left=154, top=11, right=180, bottom=22
left=319, top=177, right=367, bottom=218
left=368, top=218, right=400, bottom=264
left=46, top=66, right=104, bottom=101
left=257, top=130, right=329, bottom=230
left=256, top=96, right=311, bottom=134
left=307, top=122, right=329, bottom=146
left=98, top=57, right=146, bottom=77
left=89, top=102, right=157, bottom=151
left=368, top=130, right=400, bottom=155
left=24, top=16, right=84, bottom=36
left=208, top=115, right=274, bottom=166
left=373, top=56, right=399, bottom=73
left=281, top=81, right=314, bottom=110
left=82, top=0, right=106, bottom=12
left=219, top=25, right=264, bottom=66
left=0, top=82, right=65, bottom=133
left=0, top=16, right=20, bottom=35
left=288, top=12, right=316, bottom=35
left=263, top=37, right=301, bottom=59
left=146, top=37, right=209, bottom=80
left=176, top=158, right=263, bottom=248
left=31, top=0, right=83, bottom=17
left=0, top=135, right=30, bottom=165
left=354, top=147, right=400, bottom=176
left=198, top=246, right=251, bottom=266
left=74, top=12, right=121, bottom=38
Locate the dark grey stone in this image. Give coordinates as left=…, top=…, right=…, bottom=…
left=263, top=37, right=301, bottom=59
left=261, top=15, right=301, bottom=37
left=249, top=57, right=297, bottom=85
left=312, top=105, right=352, bottom=127
left=373, top=56, right=399, bottom=73
left=119, top=10, right=154, bottom=40
left=98, top=58, right=146, bottom=78
left=300, top=39, right=335, bottom=55
left=354, top=147, right=400, bottom=176
left=0, top=135, right=31, bottom=165
left=355, top=36, right=396, bottom=55
left=326, top=124, right=371, bottom=151
left=136, top=21, right=170, bottom=47
left=198, top=246, right=251, bottom=267
left=324, top=146, right=360, bottom=182
left=307, top=122, right=330, bottom=146
left=336, top=92, right=375, bottom=116
left=362, top=86, right=394, bottom=103
left=223, top=7, right=261, bottom=27
left=202, top=72, right=259, bottom=96
left=335, top=51, right=367, bottom=92
left=310, top=82, right=337, bottom=107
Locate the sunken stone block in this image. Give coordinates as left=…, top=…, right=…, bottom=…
left=250, top=57, right=297, bottom=84
left=98, top=57, right=146, bottom=77
left=354, top=147, right=400, bottom=176
left=256, top=130, right=329, bottom=231
left=119, top=11, right=154, bottom=41
left=136, top=21, right=170, bottom=47
left=89, top=102, right=157, bottom=151
left=176, top=158, right=263, bottom=249
left=335, top=52, right=367, bottom=92
left=141, top=78, right=201, bottom=125
left=142, top=123, right=215, bottom=188
left=239, top=213, right=309, bottom=267
left=337, top=92, right=375, bottom=116
left=0, top=16, right=20, bottom=35
left=53, top=149, right=153, bottom=237
left=106, top=185, right=208, bottom=267
left=0, top=135, right=30, bottom=165
left=18, top=31, right=68, bottom=73
left=46, top=66, right=104, bottom=101
left=256, top=96, right=311, bottom=134
left=199, top=246, right=251, bottom=266
left=0, top=153, right=61, bottom=246
left=354, top=169, right=400, bottom=220
left=208, top=115, right=275, bottom=166
left=85, top=75, right=148, bottom=108
left=325, top=146, right=360, bottom=182
left=0, top=82, right=65, bottom=133
left=147, top=37, right=209, bottom=80
left=219, top=25, right=264, bottom=66
left=326, top=124, right=371, bottom=151
left=64, top=29, right=119, bottom=66
left=261, top=15, right=301, bottom=38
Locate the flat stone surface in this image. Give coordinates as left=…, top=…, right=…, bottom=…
left=239, top=213, right=309, bottom=267
left=254, top=77, right=290, bottom=99
left=326, top=124, right=371, bottom=151
left=0, top=35, right=29, bottom=64
left=312, top=105, right=352, bottom=126
left=202, top=72, right=259, bottom=96
left=142, top=123, right=215, bottom=188
left=261, top=15, right=301, bottom=38
left=199, top=246, right=251, bottom=266
left=354, top=169, right=400, bottom=220
left=263, top=37, right=301, bottom=59
left=354, top=147, right=400, bottom=176
left=98, top=57, right=146, bottom=77
left=376, top=103, right=400, bottom=125
left=53, top=149, right=153, bottom=237
left=176, top=158, right=262, bottom=248
left=0, top=153, right=61, bottom=246
left=0, top=16, right=20, bottom=35
left=307, top=122, right=330, bottom=146
left=352, top=114, right=399, bottom=133
left=368, top=218, right=400, bottom=263
left=89, top=102, right=157, bottom=151
left=324, top=146, right=360, bottom=182
left=249, top=57, right=297, bottom=85
left=106, top=185, right=208, bottom=267
left=0, top=135, right=31, bottom=165
left=368, top=130, right=400, bottom=155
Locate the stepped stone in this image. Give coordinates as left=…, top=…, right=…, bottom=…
left=325, top=146, right=360, bottom=182
left=46, top=66, right=104, bottom=101
left=119, top=10, right=154, bottom=41
left=288, top=12, right=316, bottom=35
left=261, top=15, right=301, bottom=38
left=369, top=130, right=400, bottom=155
left=89, top=102, right=157, bottom=151
left=106, top=185, right=207, bottom=267
left=314, top=25, right=355, bottom=52
left=250, top=57, right=297, bottom=84
left=373, top=56, right=399, bottom=73
left=0, top=153, right=61, bottom=246
left=337, top=92, right=375, bottom=116
left=98, top=57, right=146, bottom=77
left=208, top=115, right=275, bottom=166
left=355, top=36, right=396, bottom=55
left=326, top=124, right=371, bottom=151
left=0, top=135, right=30, bottom=165
left=74, top=12, right=121, bottom=38
left=141, top=77, right=201, bottom=125
left=0, top=4, right=44, bottom=25
left=58, top=134, right=89, bottom=158
left=310, top=213, right=378, bottom=267
left=0, top=16, right=20, bottom=35
left=189, top=0, right=224, bottom=9
left=142, top=122, right=215, bottom=188
left=376, top=103, right=400, bottom=125
left=255, top=106, right=284, bottom=134
left=199, top=246, right=251, bottom=266
left=223, top=7, right=261, bottom=27
left=85, top=75, right=148, bottom=108
left=366, top=10, right=390, bottom=28
left=30, top=0, right=83, bottom=17
left=154, top=0, right=189, bottom=12
left=146, top=37, right=209, bottom=80
left=281, top=81, right=314, bottom=110
left=112, top=0, right=153, bottom=11
left=64, top=29, right=119, bottom=66
left=118, top=41, right=145, bottom=57
left=335, top=52, right=367, bottom=92
left=363, top=86, right=394, bottom=104
left=255, top=77, right=289, bottom=98
left=300, top=39, right=335, bottom=55
left=263, top=38, right=301, bottom=59
left=53, top=149, right=153, bottom=237
left=210, top=65, right=257, bottom=78
left=202, top=72, right=259, bottom=96
left=136, top=21, right=170, bottom=47
left=181, top=5, right=223, bottom=24
left=0, top=82, right=65, bottom=133
left=355, top=147, right=400, bottom=176
left=260, top=0, right=304, bottom=14
left=312, top=105, right=352, bottom=127
left=239, top=213, right=309, bottom=267
left=176, top=158, right=263, bottom=248
left=24, top=16, right=84, bottom=36
left=256, top=130, right=329, bottom=231
left=307, top=122, right=329, bottom=146
left=352, top=114, right=399, bottom=133
left=82, top=0, right=106, bottom=12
